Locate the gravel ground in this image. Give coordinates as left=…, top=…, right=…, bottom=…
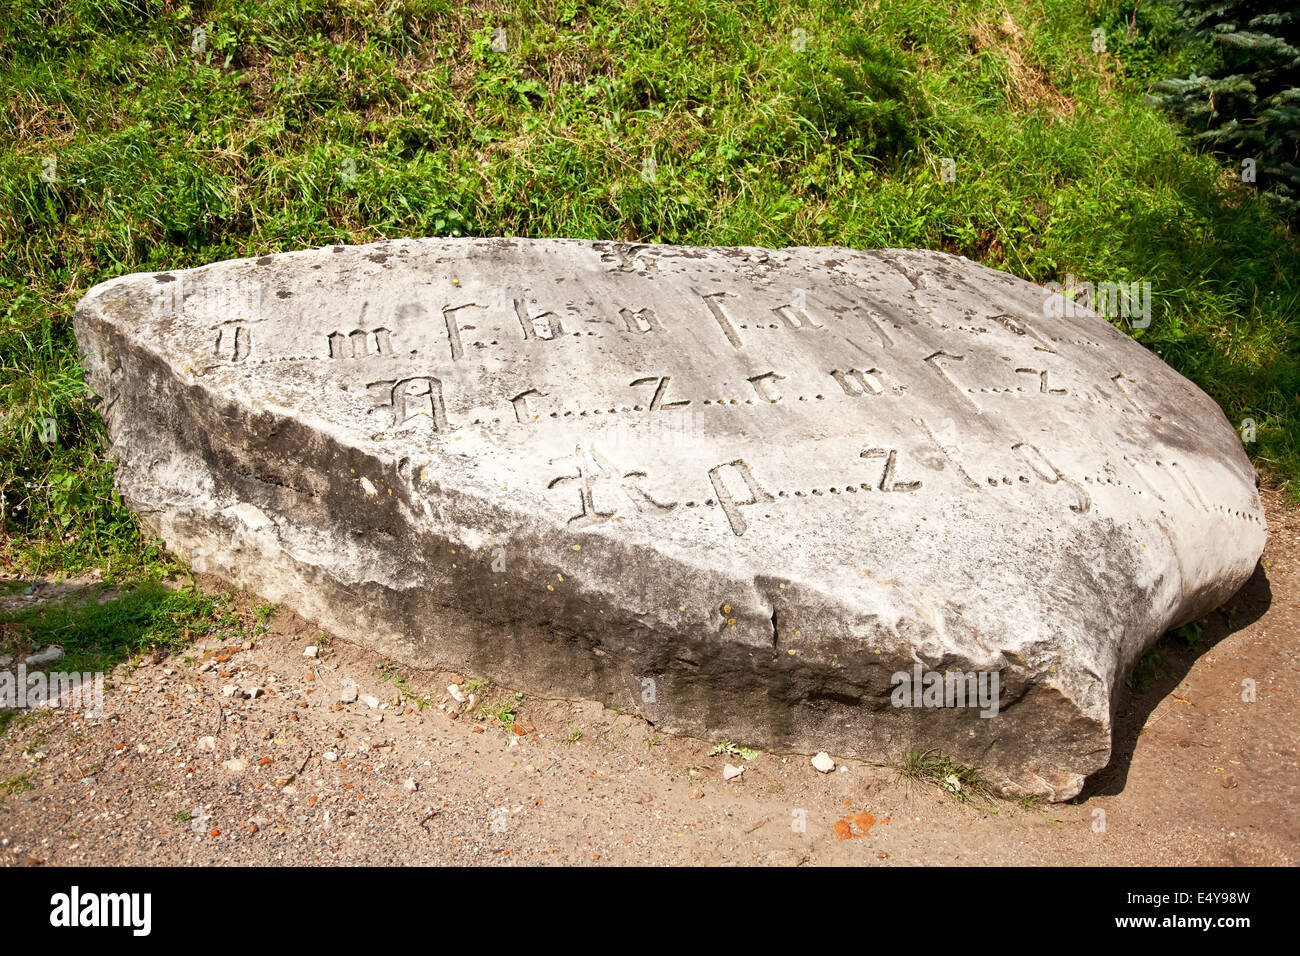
left=1, top=485, right=1295, bottom=867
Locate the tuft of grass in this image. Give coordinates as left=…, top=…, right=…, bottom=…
left=375, top=660, right=413, bottom=699
left=708, top=741, right=757, bottom=760
left=893, top=746, right=989, bottom=802
left=481, top=692, right=523, bottom=727
left=1127, top=614, right=1207, bottom=692
left=1, top=773, right=34, bottom=797
left=0, top=709, right=38, bottom=739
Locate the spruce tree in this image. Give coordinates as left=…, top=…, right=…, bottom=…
left=1154, top=1, right=1300, bottom=215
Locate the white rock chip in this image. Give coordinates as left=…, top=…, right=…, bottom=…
left=811, top=752, right=836, bottom=774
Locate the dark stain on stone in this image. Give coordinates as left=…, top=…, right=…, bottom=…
left=256, top=256, right=275, bottom=266
left=276, top=290, right=292, bottom=299
left=367, top=254, right=390, bottom=264
left=154, top=274, right=176, bottom=283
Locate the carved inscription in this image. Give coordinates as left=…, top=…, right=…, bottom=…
left=630, top=375, right=690, bottom=411
left=860, top=448, right=922, bottom=492
left=708, top=460, right=773, bottom=536
left=515, top=299, right=566, bottom=341
left=1013, top=442, right=1091, bottom=513
left=924, top=351, right=977, bottom=410
left=699, top=290, right=742, bottom=349
left=216, top=252, right=1235, bottom=541
left=328, top=328, right=392, bottom=358
left=747, top=371, right=786, bottom=403
left=547, top=444, right=676, bottom=527
left=215, top=325, right=251, bottom=362
left=368, top=376, right=449, bottom=431
left=832, top=368, right=892, bottom=397
left=620, top=307, right=665, bottom=334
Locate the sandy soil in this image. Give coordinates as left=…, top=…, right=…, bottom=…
left=0, top=486, right=1295, bottom=866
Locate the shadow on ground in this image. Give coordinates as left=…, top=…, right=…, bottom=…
left=1081, top=560, right=1273, bottom=799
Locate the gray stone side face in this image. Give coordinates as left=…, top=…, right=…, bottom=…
left=73, top=239, right=1266, bottom=800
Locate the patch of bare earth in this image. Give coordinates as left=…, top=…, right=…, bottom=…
left=0, top=486, right=1295, bottom=866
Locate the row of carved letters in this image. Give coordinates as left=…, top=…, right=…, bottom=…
left=214, top=286, right=1054, bottom=366
left=544, top=436, right=1109, bottom=537
left=359, top=360, right=1142, bottom=432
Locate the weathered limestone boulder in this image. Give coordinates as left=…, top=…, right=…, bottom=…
left=73, top=239, right=1265, bottom=800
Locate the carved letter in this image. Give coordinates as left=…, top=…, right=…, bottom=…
left=620, top=307, right=665, bottom=334
left=708, top=460, right=773, bottom=536
left=215, top=325, right=251, bottom=361
left=772, top=302, right=823, bottom=330
left=831, top=368, right=888, bottom=397
left=924, top=351, right=978, bottom=410
left=1013, top=443, right=1090, bottom=513
left=914, top=418, right=980, bottom=489
left=368, top=376, right=449, bottom=431
left=442, top=303, right=480, bottom=361
left=510, top=388, right=547, bottom=424
left=747, top=371, right=786, bottom=403
left=515, top=299, right=565, bottom=341
left=630, top=376, right=690, bottom=411
left=698, top=290, right=741, bottom=349
left=860, top=448, right=922, bottom=492
left=1015, top=367, right=1066, bottom=394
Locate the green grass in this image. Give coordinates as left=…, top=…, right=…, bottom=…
left=708, top=740, right=757, bottom=760
left=893, top=745, right=990, bottom=801
left=0, top=0, right=1295, bottom=586
left=1, top=773, right=35, bottom=798
left=480, top=690, right=524, bottom=726
left=1127, top=614, right=1207, bottom=692
left=0, top=582, right=256, bottom=673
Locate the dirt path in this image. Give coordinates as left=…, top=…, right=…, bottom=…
left=1, top=487, right=1296, bottom=866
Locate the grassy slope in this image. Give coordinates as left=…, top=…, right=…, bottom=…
left=0, top=0, right=1296, bottom=581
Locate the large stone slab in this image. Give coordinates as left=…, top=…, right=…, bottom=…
left=73, top=239, right=1265, bottom=799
